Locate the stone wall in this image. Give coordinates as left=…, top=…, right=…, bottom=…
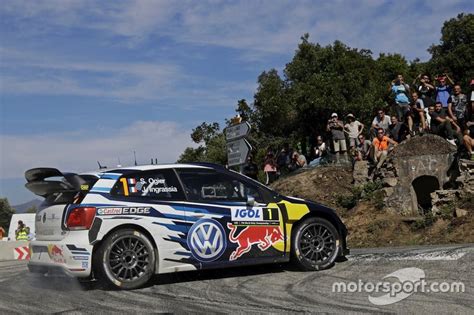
left=375, top=135, right=457, bottom=216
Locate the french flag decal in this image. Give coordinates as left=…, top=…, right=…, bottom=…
left=128, top=178, right=138, bottom=193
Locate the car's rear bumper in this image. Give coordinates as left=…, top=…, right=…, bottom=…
left=28, top=233, right=93, bottom=278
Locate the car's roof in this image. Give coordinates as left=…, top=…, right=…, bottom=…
left=98, top=162, right=224, bottom=174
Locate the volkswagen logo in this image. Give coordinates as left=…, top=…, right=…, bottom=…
left=187, top=219, right=226, bottom=262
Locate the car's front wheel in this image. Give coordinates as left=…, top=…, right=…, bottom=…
left=292, top=217, right=340, bottom=271
left=94, top=228, right=156, bottom=290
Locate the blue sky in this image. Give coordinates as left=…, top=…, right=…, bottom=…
left=1, top=0, right=472, bottom=204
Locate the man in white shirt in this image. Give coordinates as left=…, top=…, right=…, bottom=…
left=371, top=109, right=391, bottom=138
left=344, top=113, right=364, bottom=148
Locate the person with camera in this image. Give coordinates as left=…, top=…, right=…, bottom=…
left=389, top=74, right=411, bottom=120
left=326, top=113, right=347, bottom=161
left=413, top=73, right=435, bottom=107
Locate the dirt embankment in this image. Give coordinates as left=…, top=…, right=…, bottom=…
left=271, top=166, right=474, bottom=248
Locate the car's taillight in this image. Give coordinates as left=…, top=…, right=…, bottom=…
left=66, top=207, right=96, bottom=230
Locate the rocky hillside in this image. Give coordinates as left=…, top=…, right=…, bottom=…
left=271, top=164, right=474, bottom=248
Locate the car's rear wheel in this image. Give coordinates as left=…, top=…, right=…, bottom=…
left=94, top=228, right=156, bottom=290
left=292, top=217, right=340, bottom=271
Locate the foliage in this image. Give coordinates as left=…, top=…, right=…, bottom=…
left=178, top=122, right=227, bottom=165
left=336, top=193, right=358, bottom=209
left=178, top=14, right=474, bottom=171
left=26, top=206, right=38, bottom=214
left=411, top=212, right=436, bottom=231
left=427, top=13, right=474, bottom=89
left=336, top=180, right=384, bottom=210
left=0, top=198, right=15, bottom=232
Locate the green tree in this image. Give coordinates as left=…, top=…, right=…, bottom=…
left=26, top=205, right=37, bottom=213
left=253, top=69, right=295, bottom=137
left=235, top=99, right=254, bottom=122
left=427, top=13, right=474, bottom=89
left=178, top=122, right=227, bottom=165
left=285, top=37, right=386, bottom=138
left=0, top=198, right=15, bottom=232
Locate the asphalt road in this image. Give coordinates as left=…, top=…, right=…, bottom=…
left=0, top=244, right=472, bottom=314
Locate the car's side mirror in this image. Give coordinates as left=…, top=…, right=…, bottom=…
left=246, top=195, right=255, bottom=207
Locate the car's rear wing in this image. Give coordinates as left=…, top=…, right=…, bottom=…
left=25, top=167, right=98, bottom=198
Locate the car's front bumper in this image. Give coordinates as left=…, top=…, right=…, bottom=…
left=28, top=232, right=93, bottom=278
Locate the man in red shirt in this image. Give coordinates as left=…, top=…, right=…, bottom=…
left=372, top=128, right=398, bottom=169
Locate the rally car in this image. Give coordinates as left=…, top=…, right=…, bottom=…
left=26, top=163, right=349, bottom=289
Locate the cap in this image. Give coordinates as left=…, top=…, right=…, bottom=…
left=346, top=113, right=355, bottom=119
left=331, top=113, right=338, bottom=118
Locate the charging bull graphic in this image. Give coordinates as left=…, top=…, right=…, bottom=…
left=48, top=245, right=66, bottom=264
left=227, top=223, right=284, bottom=261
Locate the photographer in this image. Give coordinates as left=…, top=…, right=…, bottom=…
left=326, top=113, right=347, bottom=160
left=389, top=74, right=411, bottom=120
left=413, top=73, right=435, bottom=107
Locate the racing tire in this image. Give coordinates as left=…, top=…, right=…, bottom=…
left=94, top=228, right=156, bottom=290
left=291, top=217, right=340, bottom=271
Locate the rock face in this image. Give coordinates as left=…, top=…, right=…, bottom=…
left=381, top=134, right=457, bottom=216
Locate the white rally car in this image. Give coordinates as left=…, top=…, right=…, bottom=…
left=26, top=163, right=348, bottom=289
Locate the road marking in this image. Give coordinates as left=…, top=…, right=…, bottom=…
left=349, top=249, right=467, bottom=262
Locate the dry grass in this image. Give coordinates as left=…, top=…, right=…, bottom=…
left=271, top=166, right=474, bottom=248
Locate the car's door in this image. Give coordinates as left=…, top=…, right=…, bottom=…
left=176, top=168, right=285, bottom=268
left=108, top=169, right=190, bottom=270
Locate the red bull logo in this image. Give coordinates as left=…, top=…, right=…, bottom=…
left=48, top=244, right=65, bottom=263
left=227, top=223, right=284, bottom=261
left=51, top=245, right=63, bottom=256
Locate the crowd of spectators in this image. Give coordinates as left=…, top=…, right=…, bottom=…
left=245, top=75, right=474, bottom=183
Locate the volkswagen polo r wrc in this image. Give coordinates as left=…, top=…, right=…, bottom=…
left=26, top=163, right=349, bottom=289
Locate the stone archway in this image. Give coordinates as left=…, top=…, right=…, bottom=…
left=412, top=176, right=440, bottom=211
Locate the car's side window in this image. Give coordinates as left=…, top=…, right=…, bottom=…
left=111, top=169, right=184, bottom=200
left=176, top=169, right=263, bottom=203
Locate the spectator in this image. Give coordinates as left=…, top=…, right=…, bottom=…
left=309, top=136, right=327, bottom=166
left=263, top=150, right=277, bottom=184
left=0, top=226, right=5, bottom=240
left=344, top=113, right=364, bottom=148
left=448, top=84, right=468, bottom=131
left=355, top=134, right=372, bottom=161
left=410, top=92, right=427, bottom=131
left=435, top=74, right=454, bottom=108
left=326, top=113, right=347, bottom=159
left=413, top=73, right=435, bottom=108
left=388, top=115, right=408, bottom=143
left=389, top=74, right=411, bottom=120
left=289, top=151, right=307, bottom=171
left=243, top=155, right=258, bottom=181
left=466, top=80, right=474, bottom=139
left=372, top=128, right=398, bottom=169
left=371, top=109, right=391, bottom=137
left=276, top=143, right=292, bottom=176
left=428, top=102, right=461, bottom=146
left=463, top=129, right=474, bottom=161
left=15, top=220, right=29, bottom=241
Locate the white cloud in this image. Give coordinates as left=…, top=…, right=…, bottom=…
left=0, top=121, right=195, bottom=179
left=3, top=0, right=469, bottom=61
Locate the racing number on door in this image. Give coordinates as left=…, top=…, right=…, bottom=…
left=264, top=208, right=278, bottom=221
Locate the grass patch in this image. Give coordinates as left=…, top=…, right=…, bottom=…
left=336, top=180, right=384, bottom=210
